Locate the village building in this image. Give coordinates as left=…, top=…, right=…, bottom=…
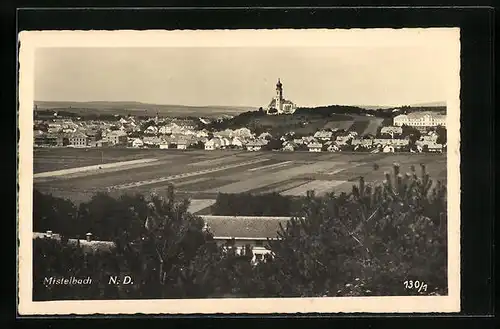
left=69, top=132, right=89, bottom=147
left=89, top=139, right=109, bottom=148
left=393, top=112, right=446, bottom=128
left=282, top=141, right=298, bottom=152
left=380, top=126, right=403, bottom=137
left=266, top=79, right=297, bottom=115
left=106, top=130, right=128, bottom=146
left=231, top=137, right=244, bottom=148
left=314, top=130, right=333, bottom=141
left=144, top=125, right=159, bottom=135
left=132, top=138, right=144, bottom=148
left=246, top=140, right=264, bottom=151
left=383, top=145, right=395, bottom=153
left=327, top=144, right=340, bottom=152
left=307, top=142, right=323, bottom=152
left=204, top=138, right=221, bottom=151
left=201, top=216, right=290, bottom=264
left=177, top=140, right=188, bottom=150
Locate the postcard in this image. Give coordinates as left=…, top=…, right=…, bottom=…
left=18, top=28, right=461, bottom=314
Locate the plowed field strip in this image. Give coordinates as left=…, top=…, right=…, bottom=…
left=208, top=162, right=343, bottom=194
left=281, top=180, right=347, bottom=196
left=108, top=158, right=269, bottom=190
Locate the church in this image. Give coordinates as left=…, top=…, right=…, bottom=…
left=266, top=79, right=297, bottom=115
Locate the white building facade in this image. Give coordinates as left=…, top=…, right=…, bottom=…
left=393, top=112, right=446, bottom=127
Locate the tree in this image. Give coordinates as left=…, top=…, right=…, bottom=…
left=257, top=163, right=447, bottom=297
left=33, top=190, right=78, bottom=236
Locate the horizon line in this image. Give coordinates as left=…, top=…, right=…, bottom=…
left=33, top=99, right=447, bottom=109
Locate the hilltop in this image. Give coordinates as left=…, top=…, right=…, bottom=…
left=34, top=101, right=255, bottom=118
left=204, top=104, right=446, bottom=137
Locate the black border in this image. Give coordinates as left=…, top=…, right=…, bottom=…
left=7, top=5, right=495, bottom=324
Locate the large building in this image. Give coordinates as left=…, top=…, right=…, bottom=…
left=393, top=112, right=446, bottom=128
left=266, top=79, right=297, bottom=115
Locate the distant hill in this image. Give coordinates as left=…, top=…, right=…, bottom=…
left=34, top=101, right=255, bottom=118
left=354, top=101, right=446, bottom=110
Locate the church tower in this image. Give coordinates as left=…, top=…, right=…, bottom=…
left=275, top=78, right=283, bottom=113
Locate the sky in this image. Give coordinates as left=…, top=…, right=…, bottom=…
left=34, top=45, right=455, bottom=108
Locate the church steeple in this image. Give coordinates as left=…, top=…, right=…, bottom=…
left=275, top=78, right=283, bottom=112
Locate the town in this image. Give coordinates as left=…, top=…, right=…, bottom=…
left=34, top=79, right=447, bottom=154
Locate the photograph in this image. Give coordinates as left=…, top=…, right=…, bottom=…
left=18, top=28, right=461, bottom=314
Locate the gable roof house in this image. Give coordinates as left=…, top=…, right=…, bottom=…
left=231, top=137, right=244, bottom=148
left=132, top=138, right=144, bottom=148
left=106, top=130, right=128, bottom=145
left=204, top=138, right=222, bottom=150
left=246, top=139, right=264, bottom=151
left=282, top=141, right=298, bottom=152
left=201, top=215, right=291, bottom=263
left=69, top=132, right=89, bottom=148
left=307, top=141, right=323, bottom=152
left=314, top=130, right=333, bottom=140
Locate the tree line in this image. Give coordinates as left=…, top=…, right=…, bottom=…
left=33, top=164, right=447, bottom=300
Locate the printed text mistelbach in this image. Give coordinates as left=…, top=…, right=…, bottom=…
left=43, top=276, right=92, bottom=285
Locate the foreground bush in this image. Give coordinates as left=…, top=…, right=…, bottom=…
left=258, top=163, right=447, bottom=297
left=32, top=163, right=447, bottom=299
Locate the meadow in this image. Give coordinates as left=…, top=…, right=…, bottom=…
left=33, top=148, right=447, bottom=213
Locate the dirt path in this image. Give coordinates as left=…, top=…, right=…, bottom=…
left=33, top=158, right=158, bottom=179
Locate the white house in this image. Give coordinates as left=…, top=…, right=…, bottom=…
left=177, top=140, right=188, bottom=150
left=159, top=140, right=170, bottom=149
left=383, top=145, right=395, bottom=153
left=307, top=142, right=323, bottom=152
left=144, top=125, right=158, bottom=134
left=314, top=130, right=333, bottom=140
left=282, top=142, right=297, bottom=152
left=132, top=138, right=144, bottom=148
left=393, top=112, right=446, bottom=128
left=380, top=126, right=403, bottom=137
left=231, top=137, right=244, bottom=148
left=246, top=140, right=264, bottom=151
left=258, top=132, right=272, bottom=140
left=327, top=144, right=340, bottom=152
left=205, top=138, right=221, bottom=151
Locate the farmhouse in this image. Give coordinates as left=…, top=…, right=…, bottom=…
left=246, top=140, right=264, bottom=151
left=132, top=138, right=144, bottom=148
left=314, top=130, right=333, bottom=141
left=282, top=142, right=298, bottom=152
left=144, top=125, right=159, bottom=134
left=231, top=137, right=244, bottom=148
left=143, top=136, right=162, bottom=146
left=89, top=139, right=109, bottom=148
left=266, top=79, right=297, bottom=115
left=204, top=138, right=221, bottom=151
left=159, top=140, right=170, bottom=149
left=393, top=112, right=446, bottom=128
left=383, top=145, right=395, bottom=153
left=307, top=142, right=323, bottom=152
left=201, top=216, right=290, bottom=263
left=352, top=139, right=374, bottom=147
left=106, top=130, right=128, bottom=146
left=177, top=140, right=188, bottom=150
left=327, top=144, right=340, bottom=152
left=380, top=126, right=403, bottom=137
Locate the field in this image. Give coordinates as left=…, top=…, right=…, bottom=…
left=33, top=148, right=447, bottom=214
left=35, top=101, right=253, bottom=118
